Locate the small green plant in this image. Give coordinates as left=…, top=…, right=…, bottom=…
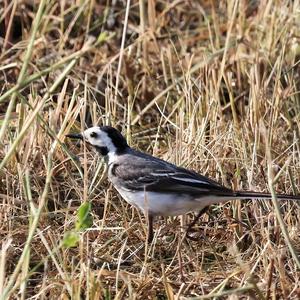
left=63, top=202, right=93, bottom=248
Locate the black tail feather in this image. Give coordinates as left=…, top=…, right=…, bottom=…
left=234, top=191, right=300, bottom=200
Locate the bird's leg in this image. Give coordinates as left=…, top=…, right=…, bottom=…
left=147, top=214, right=154, bottom=243
left=186, top=206, right=208, bottom=241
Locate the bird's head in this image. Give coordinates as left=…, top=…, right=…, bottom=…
left=66, top=126, right=128, bottom=156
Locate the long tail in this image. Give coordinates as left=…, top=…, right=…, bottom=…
left=234, top=191, right=300, bottom=201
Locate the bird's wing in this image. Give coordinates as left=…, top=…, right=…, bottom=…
left=113, top=153, right=234, bottom=197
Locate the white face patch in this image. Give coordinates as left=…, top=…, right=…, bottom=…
left=82, top=127, right=117, bottom=154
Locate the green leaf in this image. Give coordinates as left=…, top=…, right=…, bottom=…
left=62, top=231, right=80, bottom=248
left=97, top=31, right=109, bottom=43
left=76, top=201, right=93, bottom=231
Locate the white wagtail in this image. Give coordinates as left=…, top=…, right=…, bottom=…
left=67, top=126, right=300, bottom=242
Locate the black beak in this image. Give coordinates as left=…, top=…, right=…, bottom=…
left=66, top=133, right=83, bottom=140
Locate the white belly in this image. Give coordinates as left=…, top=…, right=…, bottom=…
left=113, top=186, right=215, bottom=216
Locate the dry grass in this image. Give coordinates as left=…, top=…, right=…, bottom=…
left=1, top=0, right=300, bottom=299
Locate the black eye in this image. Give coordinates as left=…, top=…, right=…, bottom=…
left=90, top=132, right=98, bottom=138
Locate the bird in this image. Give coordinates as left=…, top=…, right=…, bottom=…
left=66, top=126, right=300, bottom=243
